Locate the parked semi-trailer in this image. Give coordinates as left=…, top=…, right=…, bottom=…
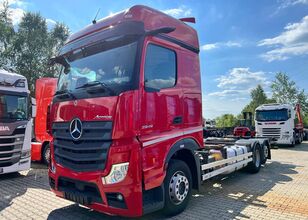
left=48, top=5, right=271, bottom=217
left=255, top=103, right=304, bottom=146
left=0, top=69, right=34, bottom=174
left=31, top=78, right=57, bottom=164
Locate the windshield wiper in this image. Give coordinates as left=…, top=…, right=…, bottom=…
left=75, top=81, right=115, bottom=95
left=54, top=89, right=76, bottom=99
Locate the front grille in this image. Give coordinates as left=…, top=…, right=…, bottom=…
left=0, top=134, right=24, bottom=167
left=52, top=121, right=112, bottom=172
left=261, top=128, right=281, bottom=138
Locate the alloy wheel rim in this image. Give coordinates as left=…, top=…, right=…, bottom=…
left=169, top=171, right=189, bottom=205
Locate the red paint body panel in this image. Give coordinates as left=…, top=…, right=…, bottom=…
left=49, top=5, right=202, bottom=217
left=31, top=142, right=42, bottom=161
left=31, top=78, right=57, bottom=161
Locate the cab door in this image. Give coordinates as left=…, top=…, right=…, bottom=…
left=139, top=38, right=183, bottom=190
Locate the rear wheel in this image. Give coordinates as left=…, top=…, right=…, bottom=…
left=290, top=135, right=296, bottom=147
left=245, top=131, right=251, bottom=137
left=163, top=159, right=192, bottom=216
left=261, top=144, right=269, bottom=164
left=42, top=143, right=50, bottom=165
left=246, top=144, right=262, bottom=173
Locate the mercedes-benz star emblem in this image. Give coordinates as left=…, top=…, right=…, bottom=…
left=70, top=118, right=82, bottom=140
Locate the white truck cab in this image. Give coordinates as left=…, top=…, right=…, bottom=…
left=255, top=103, right=296, bottom=145
left=0, top=69, right=34, bottom=174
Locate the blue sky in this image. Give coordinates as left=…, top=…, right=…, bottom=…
left=3, top=0, right=308, bottom=118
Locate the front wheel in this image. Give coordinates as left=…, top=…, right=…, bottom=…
left=163, top=159, right=192, bottom=216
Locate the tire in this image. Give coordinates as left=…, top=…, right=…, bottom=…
left=163, top=159, right=192, bottom=216
left=42, top=143, right=50, bottom=165
left=290, top=136, right=296, bottom=147
left=245, top=131, right=251, bottom=137
left=246, top=144, right=262, bottom=173
left=261, top=144, right=269, bottom=164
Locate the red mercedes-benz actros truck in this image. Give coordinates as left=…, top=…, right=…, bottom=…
left=48, top=5, right=271, bottom=217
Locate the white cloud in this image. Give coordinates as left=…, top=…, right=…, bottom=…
left=201, top=43, right=218, bottom=51
left=278, top=0, right=308, bottom=9
left=215, top=67, right=270, bottom=90
left=259, top=15, right=308, bottom=62
left=0, top=0, right=26, bottom=25
left=163, top=5, right=192, bottom=18
left=9, top=7, right=24, bottom=25
left=203, top=67, right=271, bottom=118
left=1, top=0, right=58, bottom=28
left=46, top=18, right=57, bottom=29
left=201, top=41, right=242, bottom=51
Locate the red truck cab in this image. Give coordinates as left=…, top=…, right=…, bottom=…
left=31, top=78, right=57, bottom=164
left=49, top=5, right=203, bottom=217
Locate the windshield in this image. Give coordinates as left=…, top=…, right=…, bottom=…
left=255, top=109, right=289, bottom=121
left=0, top=94, right=28, bottom=122
left=57, top=39, right=138, bottom=95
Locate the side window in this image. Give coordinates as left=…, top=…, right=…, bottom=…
left=144, top=44, right=176, bottom=91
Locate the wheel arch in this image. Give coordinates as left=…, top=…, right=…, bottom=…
left=165, top=138, right=201, bottom=191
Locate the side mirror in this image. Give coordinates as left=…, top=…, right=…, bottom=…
left=146, top=27, right=176, bottom=36
left=31, top=97, right=36, bottom=118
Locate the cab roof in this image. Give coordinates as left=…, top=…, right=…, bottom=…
left=0, top=69, right=29, bottom=92
left=256, top=103, right=293, bottom=111
left=66, top=5, right=199, bottom=51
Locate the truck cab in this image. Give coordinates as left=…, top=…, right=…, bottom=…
left=255, top=103, right=298, bottom=145
left=0, top=69, right=33, bottom=174
left=49, top=5, right=202, bottom=217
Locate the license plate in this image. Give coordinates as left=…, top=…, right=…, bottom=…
left=0, top=168, right=3, bottom=174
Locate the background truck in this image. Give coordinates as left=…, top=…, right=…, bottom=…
left=0, top=69, right=34, bottom=174
left=31, top=78, right=57, bottom=164
left=233, top=112, right=256, bottom=137
left=48, top=5, right=271, bottom=217
left=255, top=103, right=304, bottom=146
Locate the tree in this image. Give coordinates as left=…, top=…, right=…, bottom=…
left=0, top=3, right=69, bottom=93
left=11, top=12, right=69, bottom=92
left=242, top=85, right=271, bottom=114
left=304, top=114, right=308, bottom=127
left=215, top=114, right=237, bottom=128
left=271, top=72, right=308, bottom=113
left=0, top=0, right=15, bottom=69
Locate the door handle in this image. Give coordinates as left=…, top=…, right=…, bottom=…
left=173, top=116, right=183, bottom=124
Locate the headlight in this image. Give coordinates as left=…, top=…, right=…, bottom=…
left=17, top=124, right=27, bottom=129
left=21, top=150, right=31, bottom=159
left=50, top=160, right=56, bottom=174
left=102, top=162, right=129, bottom=185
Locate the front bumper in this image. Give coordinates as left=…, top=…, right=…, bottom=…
left=271, top=137, right=292, bottom=145
left=0, top=157, right=31, bottom=174
left=48, top=140, right=143, bottom=217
